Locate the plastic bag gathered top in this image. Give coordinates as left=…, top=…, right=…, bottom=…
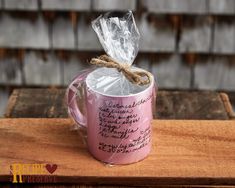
left=92, top=11, right=140, bottom=65
left=89, top=11, right=153, bottom=95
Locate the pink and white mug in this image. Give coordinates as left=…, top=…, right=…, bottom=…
left=67, top=68, right=156, bottom=164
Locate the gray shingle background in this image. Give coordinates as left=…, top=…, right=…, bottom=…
left=141, top=0, right=208, bottom=14
left=0, top=0, right=235, bottom=116
left=52, top=16, right=75, bottom=49
left=0, top=57, right=23, bottom=85
left=41, top=0, right=91, bottom=11
left=179, top=17, right=213, bottom=53
left=209, top=0, right=235, bottom=14
left=0, top=88, right=8, bottom=117
left=0, top=14, right=50, bottom=48
left=4, top=0, right=38, bottom=10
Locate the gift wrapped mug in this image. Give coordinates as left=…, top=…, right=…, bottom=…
left=67, top=11, right=156, bottom=164
left=67, top=67, right=155, bottom=164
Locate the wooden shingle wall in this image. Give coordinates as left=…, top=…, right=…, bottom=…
left=0, top=0, right=235, bottom=116
left=0, top=88, right=8, bottom=117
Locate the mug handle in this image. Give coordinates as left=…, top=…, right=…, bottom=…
left=66, top=70, right=91, bottom=128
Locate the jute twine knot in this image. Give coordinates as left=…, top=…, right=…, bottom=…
left=90, top=55, right=151, bottom=86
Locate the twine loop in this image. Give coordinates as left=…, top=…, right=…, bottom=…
left=90, top=55, right=151, bottom=86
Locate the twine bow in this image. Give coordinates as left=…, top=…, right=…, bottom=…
left=90, top=55, right=151, bottom=86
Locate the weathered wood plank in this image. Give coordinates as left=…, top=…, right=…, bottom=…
left=5, top=89, right=67, bottom=118
left=157, top=90, right=229, bottom=120
left=220, top=93, right=235, bottom=119
left=23, top=51, right=62, bottom=86
left=92, top=0, right=136, bottom=11
left=0, top=57, right=23, bottom=85
left=194, top=56, right=235, bottom=90
left=209, top=0, right=235, bottom=14
left=63, top=54, right=90, bottom=85
left=52, top=16, right=75, bottom=49
left=0, top=183, right=234, bottom=188
left=0, top=185, right=130, bottom=188
left=3, top=0, right=38, bottom=10
left=151, top=55, right=191, bottom=89
left=77, top=15, right=102, bottom=51
left=136, top=56, right=151, bottom=71
left=0, top=13, right=49, bottom=49
left=213, top=19, right=235, bottom=54
left=0, top=119, right=234, bottom=185
left=0, top=88, right=8, bottom=117
left=41, top=0, right=91, bottom=11
left=4, top=89, right=229, bottom=120
left=137, top=14, right=176, bottom=52
left=141, top=0, right=207, bottom=14
left=179, top=17, right=212, bottom=53
left=228, top=92, right=235, bottom=114
left=4, top=89, right=18, bottom=119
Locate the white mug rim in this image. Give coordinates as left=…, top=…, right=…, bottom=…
left=85, top=68, right=155, bottom=98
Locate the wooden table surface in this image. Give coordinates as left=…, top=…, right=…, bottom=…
left=0, top=119, right=235, bottom=187
left=2, top=89, right=235, bottom=187
left=5, top=88, right=235, bottom=119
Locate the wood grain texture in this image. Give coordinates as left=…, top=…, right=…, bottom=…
left=41, top=0, right=91, bottom=11
left=220, top=93, right=235, bottom=120
left=5, top=89, right=230, bottom=120
left=0, top=119, right=235, bottom=186
left=4, top=0, right=38, bottom=10
left=137, top=14, right=176, bottom=52
left=0, top=88, right=9, bottom=117
left=92, top=0, right=136, bottom=11
left=213, top=19, right=235, bottom=54
left=0, top=57, right=23, bottom=85
left=24, top=52, right=62, bottom=86
left=179, top=17, right=212, bottom=53
left=157, top=90, right=229, bottom=120
left=5, top=88, right=67, bottom=118
left=141, top=0, right=207, bottom=14
left=4, top=89, right=19, bottom=118
left=151, top=55, right=191, bottom=89
left=0, top=13, right=49, bottom=48
left=52, top=16, right=75, bottom=49
left=194, top=56, right=235, bottom=90
left=209, top=0, right=235, bottom=14
left=77, top=15, right=103, bottom=51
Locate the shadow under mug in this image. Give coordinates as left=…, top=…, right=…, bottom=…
left=67, top=68, right=156, bottom=164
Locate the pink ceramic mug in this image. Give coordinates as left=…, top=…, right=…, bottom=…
left=67, top=68, right=155, bottom=164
